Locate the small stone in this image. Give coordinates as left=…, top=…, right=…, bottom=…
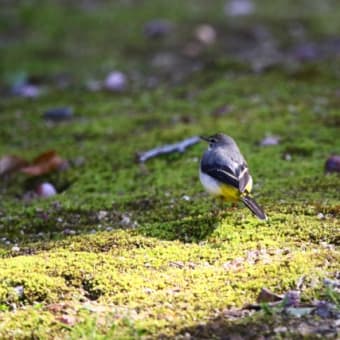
left=317, top=212, right=325, bottom=220
left=260, top=135, right=281, bottom=146
left=57, top=314, right=76, bottom=326
left=225, top=0, right=255, bottom=16
left=182, top=195, right=191, bottom=201
left=12, top=83, right=41, bottom=98
left=35, top=182, right=57, bottom=198
left=121, top=214, right=131, bottom=226
left=323, top=278, right=340, bottom=289
left=274, top=326, right=287, bottom=333
left=183, top=332, right=191, bottom=339
left=284, top=290, right=300, bottom=307
left=97, top=210, right=108, bottom=220
left=325, top=155, right=340, bottom=173
left=195, top=24, right=216, bottom=45
left=292, top=43, right=318, bottom=61
left=63, top=229, right=76, bottom=235
left=315, top=301, right=334, bottom=318
left=43, top=107, right=73, bottom=121
left=104, top=71, right=127, bottom=92
left=283, top=153, right=292, bottom=161
left=106, top=227, right=113, bottom=232
left=14, top=285, right=24, bottom=298
left=144, top=19, right=173, bottom=39
left=144, top=288, right=154, bottom=294
left=11, top=246, right=20, bottom=252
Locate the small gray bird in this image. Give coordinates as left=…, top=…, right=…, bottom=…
left=199, top=133, right=267, bottom=220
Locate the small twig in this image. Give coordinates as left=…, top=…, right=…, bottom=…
left=296, top=275, right=305, bottom=290
left=137, top=136, right=200, bottom=163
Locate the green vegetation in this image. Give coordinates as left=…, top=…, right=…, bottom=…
left=0, top=0, right=339, bottom=338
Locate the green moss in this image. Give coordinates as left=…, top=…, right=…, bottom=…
left=0, top=0, right=339, bottom=338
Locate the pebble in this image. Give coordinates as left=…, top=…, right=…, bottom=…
left=97, top=210, right=108, bottom=220
left=104, top=71, right=127, bottom=92
left=35, top=182, right=57, bottom=197
left=182, top=195, right=191, bottom=201
left=325, top=155, right=340, bottom=173
left=144, top=19, right=173, bottom=38
left=284, top=290, right=300, bottom=307
left=11, top=245, right=20, bottom=252
left=283, top=153, right=292, bottom=161
left=317, top=212, right=325, bottom=220
left=195, top=24, right=216, bottom=45
left=260, top=135, right=281, bottom=146
left=43, top=107, right=73, bottom=121
left=63, top=229, right=76, bottom=235
left=12, top=83, right=41, bottom=98
left=225, top=0, right=254, bottom=16
left=14, top=285, right=24, bottom=298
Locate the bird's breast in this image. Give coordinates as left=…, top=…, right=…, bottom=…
left=199, top=170, right=223, bottom=196
left=199, top=170, right=240, bottom=201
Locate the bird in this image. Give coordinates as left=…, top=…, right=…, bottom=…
left=199, top=133, right=267, bottom=220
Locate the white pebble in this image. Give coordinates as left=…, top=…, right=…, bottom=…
left=36, top=182, right=57, bottom=197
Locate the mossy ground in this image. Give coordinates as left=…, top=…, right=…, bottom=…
left=0, top=1, right=339, bottom=338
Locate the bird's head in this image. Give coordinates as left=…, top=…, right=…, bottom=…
left=200, top=133, right=234, bottom=148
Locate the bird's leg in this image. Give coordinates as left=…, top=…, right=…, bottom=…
left=212, top=196, right=225, bottom=216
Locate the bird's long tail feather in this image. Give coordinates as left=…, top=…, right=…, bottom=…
left=241, top=195, right=267, bottom=221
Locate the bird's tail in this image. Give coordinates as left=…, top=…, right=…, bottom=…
left=241, top=195, right=267, bottom=221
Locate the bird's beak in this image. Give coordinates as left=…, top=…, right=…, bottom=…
left=200, top=136, right=210, bottom=142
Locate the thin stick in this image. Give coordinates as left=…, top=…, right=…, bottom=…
left=137, top=136, right=200, bottom=163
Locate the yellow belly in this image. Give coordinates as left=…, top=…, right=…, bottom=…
left=220, top=184, right=241, bottom=202
left=220, top=179, right=253, bottom=202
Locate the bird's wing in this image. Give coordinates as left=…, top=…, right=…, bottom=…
left=202, top=160, right=250, bottom=192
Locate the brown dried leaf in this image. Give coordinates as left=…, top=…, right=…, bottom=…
left=0, top=155, right=28, bottom=176
left=257, top=288, right=283, bottom=303
left=21, top=150, right=67, bottom=176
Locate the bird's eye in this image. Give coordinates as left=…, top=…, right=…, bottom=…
left=209, top=138, right=217, bottom=143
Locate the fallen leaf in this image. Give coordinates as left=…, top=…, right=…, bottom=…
left=21, top=150, right=68, bottom=176
left=257, top=288, right=283, bottom=303
left=0, top=155, right=28, bottom=176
